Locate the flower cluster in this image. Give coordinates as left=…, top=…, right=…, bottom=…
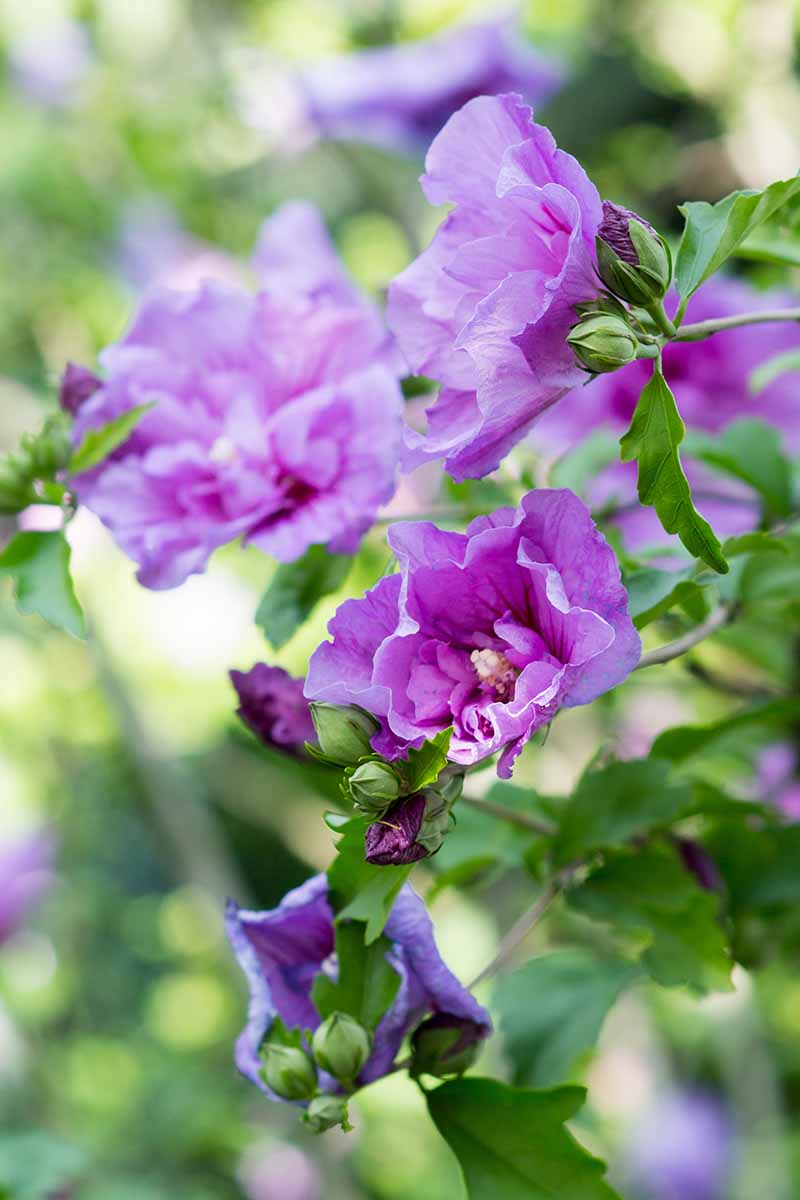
left=306, top=489, right=640, bottom=777
left=225, top=874, right=490, bottom=1108
left=67, top=202, right=403, bottom=589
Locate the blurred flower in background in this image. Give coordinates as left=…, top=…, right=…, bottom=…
left=624, top=1089, right=735, bottom=1200
left=230, top=664, right=314, bottom=758
left=239, top=1141, right=322, bottom=1200
left=114, top=198, right=244, bottom=295
left=8, top=19, right=92, bottom=110
left=232, top=16, right=562, bottom=158
left=756, top=743, right=800, bottom=821
left=0, top=832, right=55, bottom=946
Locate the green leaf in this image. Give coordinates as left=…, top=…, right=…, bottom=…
left=69, top=402, right=153, bottom=475
left=674, top=176, right=800, bottom=299
left=426, top=1077, right=621, bottom=1200
left=553, top=760, right=692, bottom=867
left=650, top=700, right=800, bottom=764
left=0, top=531, right=85, bottom=637
left=327, top=816, right=412, bottom=943
left=620, top=370, right=728, bottom=574
left=624, top=564, right=707, bottom=629
left=495, top=951, right=639, bottom=1088
left=0, top=1132, right=87, bottom=1200
left=255, top=544, right=352, bottom=649
left=684, top=419, right=793, bottom=519
left=311, top=921, right=400, bottom=1033
left=722, top=532, right=789, bottom=558
left=705, top=819, right=800, bottom=914
left=749, top=347, right=800, bottom=394
left=734, top=234, right=800, bottom=268
left=398, top=728, right=453, bottom=793
left=568, top=845, right=733, bottom=993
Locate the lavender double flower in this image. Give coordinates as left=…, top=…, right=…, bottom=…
left=389, top=92, right=604, bottom=480
left=225, top=875, right=489, bottom=1101
left=305, top=489, right=640, bottom=777
left=67, top=202, right=403, bottom=589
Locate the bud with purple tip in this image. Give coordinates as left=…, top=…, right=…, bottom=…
left=596, top=201, right=671, bottom=307
left=59, top=363, right=102, bottom=417
left=364, top=788, right=454, bottom=866
left=410, top=1013, right=488, bottom=1078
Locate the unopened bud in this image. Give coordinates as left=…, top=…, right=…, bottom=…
left=303, top=1093, right=352, bottom=1133
left=567, top=313, right=639, bottom=374
left=311, top=1012, right=371, bottom=1085
left=365, top=793, right=428, bottom=866
left=59, top=362, right=102, bottom=416
left=260, top=1042, right=317, bottom=1101
left=410, top=1014, right=487, bottom=1078
left=309, top=702, right=379, bottom=766
left=347, top=761, right=401, bottom=813
left=415, top=789, right=453, bottom=856
left=29, top=415, right=72, bottom=475
left=596, top=201, right=671, bottom=306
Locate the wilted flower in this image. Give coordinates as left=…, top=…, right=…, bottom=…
left=230, top=664, right=314, bottom=757
left=388, top=92, right=603, bottom=480
left=225, top=874, right=490, bottom=1101
left=306, top=489, right=640, bottom=777
left=624, top=1089, right=735, bottom=1200
left=68, top=202, right=402, bottom=589
left=364, top=793, right=429, bottom=866
left=0, top=832, right=55, bottom=945
left=296, top=20, right=562, bottom=157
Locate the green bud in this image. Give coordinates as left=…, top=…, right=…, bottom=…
left=573, top=293, right=629, bottom=321
left=596, top=201, right=671, bottom=307
left=303, top=1093, right=352, bottom=1134
left=309, top=702, right=380, bottom=766
left=260, top=1042, right=317, bottom=1101
left=410, top=1014, right=486, bottom=1079
left=311, top=1012, right=371, bottom=1085
left=347, top=760, right=401, bottom=813
left=433, top=767, right=465, bottom=806
left=415, top=789, right=454, bottom=856
left=567, top=313, right=639, bottom=374
left=29, top=415, right=72, bottom=475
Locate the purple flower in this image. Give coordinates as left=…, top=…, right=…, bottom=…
left=9, top=20, right=92, bottom=110
left=305, top=489, right=640, bottom=777
left=597, top=201, right=654, bottom=265
left=388, top=93, right=603, bottom=480
left=625, top=1090, right=735, bottom=1200
left=756, top=743, right=800, bottom=822
left=68, top=203, right=402, bottom=589
left=225, top=874, right=490, bottom=1100
left=0, top=832, right=55, bottom=945
left=365, top=794, right=428, bottom=865
left=230, top=664, right=315, bottom=757
left=297, top=20, right=562, bottom=157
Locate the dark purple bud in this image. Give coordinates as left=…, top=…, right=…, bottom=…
left=59, top=362, right=102, bottom=416
left=598, top=201, right=654, bottom=265
left=364, top=793, right=428, bottom=866
left=230, top=664, right=315, bottom=757
left=410, top=1013, right=488, bottom=1078
left=676, top=837, right=722, bottom=893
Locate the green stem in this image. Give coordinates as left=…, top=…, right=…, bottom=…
left=635, top=602, right=735, bottom=670
left=459, top=792, right=556, bottom=837
left=645, top=299, right=677, bottom=338
left=468, top=880, right=561, bottom=987
left=673, top=307, right=800, bottom=342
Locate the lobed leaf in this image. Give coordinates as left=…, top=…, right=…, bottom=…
left=255, top=544, right=352, bottom=649
left=674, top=177, right=800, bottom=300
left=0, top=530, right=85, bottom=638
left=620, top=370, right=728, bottom=573
left=426, top=1077, right=621, bottom=1200
left=311, top=921, right=400, bottom=1032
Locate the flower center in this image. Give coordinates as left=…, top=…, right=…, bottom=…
left=209, top=435, right=239, bottom=466
left=470, top=648, right=519, bottom=699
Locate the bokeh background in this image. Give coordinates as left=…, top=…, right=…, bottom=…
left=1, top=1, right=799, bottom=1197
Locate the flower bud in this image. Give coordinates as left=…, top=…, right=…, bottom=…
left=596, top=201, right=671, bottom=307
left=309, top=702, right=379, bottom=766
left=59, top=362, right=102, bottom=416
left=260, top=1042, right=317, bottom=1101
left=311, top=1012, right=371, bottom=1085
left=0, top=460, right=30, bottom=514
left=28, top=415, right=72, bottom=475
left=303, top=1093, right=352, bottom=1134
left=415, top=788, right=453, bottom=856
left=365, top=793, right=428, bottom=866
left=347, top=761, right=401, bottom=813
left=410, top=1014, right=487, bottom=1078
left=567, top=312, right=639, bottom=374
